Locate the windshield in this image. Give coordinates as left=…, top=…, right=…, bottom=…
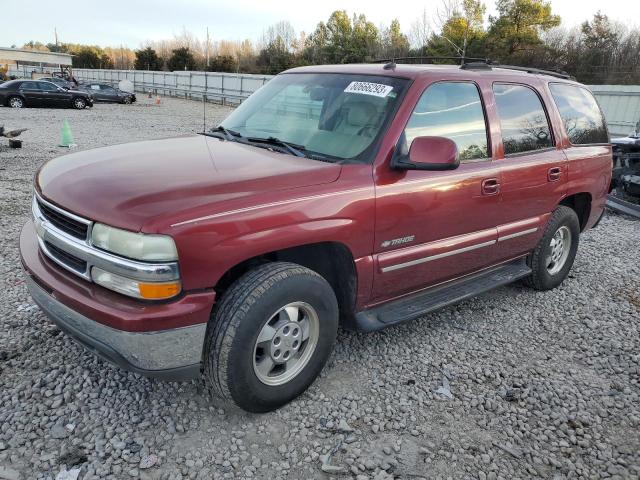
left=220, top=73, right=409, bottom=161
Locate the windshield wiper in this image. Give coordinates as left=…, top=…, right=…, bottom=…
left=246, top=136, right=306, bottom=158
left=201, top=125, right=242, bottom=141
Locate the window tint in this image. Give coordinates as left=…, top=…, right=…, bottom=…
left=38, top=82, right=57, bottom=91
left=493, top=83, right=553, bottom=155
left=549, top=84, right=609, bottom=145
left=404, top=82, right=488, bottom=161
left=20, top=81, right=39, bottom=90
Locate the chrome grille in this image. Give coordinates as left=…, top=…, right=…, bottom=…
left=36, top=197, right=89, bottom=240
left=44, top=241, right=87, bottom=273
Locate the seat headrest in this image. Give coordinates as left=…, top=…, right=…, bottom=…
left=345, top=102, right=377, bottom=127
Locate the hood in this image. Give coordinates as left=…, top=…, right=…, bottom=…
left=37, top=135, right=341, bottom=231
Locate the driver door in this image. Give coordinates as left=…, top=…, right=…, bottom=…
left=37, top=81, right=66, bottom=107
left=372, top=80, right=503, bottom=301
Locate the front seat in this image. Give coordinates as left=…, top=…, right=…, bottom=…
left=335, top=101, right=378, bottom=137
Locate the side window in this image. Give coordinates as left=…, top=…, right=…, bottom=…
left=90, top=85, right=101, bottom=90
left=20, top=81, right=38, bottom=90
left=38, top=82, right=57, bottom=91
left=404, top=82, right=489, bottom=161
left=549, top=83, right=609, bottom=145
left=493, top=83, right=553, bottom=155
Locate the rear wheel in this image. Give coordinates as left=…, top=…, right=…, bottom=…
left=203, top=262, right=338, bottom=412
left=72, top=97, right=87, bottom=109
left=123, top=96, right=132, bottom=104
left=525, top=206, right=580, bottom=290
left=8, top=96, right=24, bottom=108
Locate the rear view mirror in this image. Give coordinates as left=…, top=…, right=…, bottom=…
left=309, top=87, right=328, bottom=101
left=394, top=136, right=460, bottom=171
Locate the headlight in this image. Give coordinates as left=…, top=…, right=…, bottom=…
left=91, top=223, right=178, bottom=262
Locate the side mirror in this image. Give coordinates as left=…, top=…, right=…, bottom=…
left=394, top=136, right=460, bottom=171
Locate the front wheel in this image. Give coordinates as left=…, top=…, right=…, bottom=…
left=203, top=262, right=338, bottom=412
left=72, top=97, right=87, bottom=109
left=524, top=205, right=580, bottom=290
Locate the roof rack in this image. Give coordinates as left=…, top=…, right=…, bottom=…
left=375, top=56, right=490, bottom=65
left=374, top=56, right=573, bottom=80
left=461, top=61, right=573, bottom=80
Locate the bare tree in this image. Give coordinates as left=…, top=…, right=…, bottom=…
left=409, top=8, right=432, bottom=51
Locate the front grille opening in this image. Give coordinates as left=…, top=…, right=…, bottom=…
left=38, top=200, right=88, bottom=239
left=44, top=241, right=87, bottom=273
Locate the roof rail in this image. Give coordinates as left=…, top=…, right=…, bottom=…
left=461, top=61, right=573, bottom=80
left=374, top=56, right=490, bottom=65
left=373, top=56, right=574, bottom=80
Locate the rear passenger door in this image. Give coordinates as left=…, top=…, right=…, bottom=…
left=18, top=81, right=42, bottom=106
left=490, top=83, right=567, bottom=262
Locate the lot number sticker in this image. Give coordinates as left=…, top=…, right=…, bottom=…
left=344, top=81, right=393, bottom=98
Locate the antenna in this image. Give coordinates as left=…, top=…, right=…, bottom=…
left=202, top=72, right=207, bottom=133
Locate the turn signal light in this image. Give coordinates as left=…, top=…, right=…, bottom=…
left=138, top=281, right=182, bottom=300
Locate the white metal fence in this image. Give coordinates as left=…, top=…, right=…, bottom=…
left=590, top=85, right=640, bottom=137
left=72, top=69, right=274, bottom=105
left=7, top=66, right=274, bottom=105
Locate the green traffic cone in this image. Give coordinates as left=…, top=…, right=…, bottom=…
left=59, top=120, right=76, bottom=148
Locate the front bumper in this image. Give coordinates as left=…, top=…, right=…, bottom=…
left=20, top=220, right=215, bottom=380
left=26, top=276, right=204, bottom=380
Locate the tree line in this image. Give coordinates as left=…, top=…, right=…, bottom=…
left=17, top=0, right=640, bottom=84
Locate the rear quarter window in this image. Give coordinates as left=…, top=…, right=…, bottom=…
left=549, top=83, right=609, bottom=145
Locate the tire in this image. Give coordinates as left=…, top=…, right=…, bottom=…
left=524, top=205, right=580, bottom=291
left=123, top=96, right=132, bottom=104
left=8, top=96, right=24, bottom=108
left=203, top=262, right=339, bottom=412
left=72, top=97, right=87, bottom=109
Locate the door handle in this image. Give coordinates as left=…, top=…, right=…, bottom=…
left=548, top=167, right=562, bottom=182
left=481, top=178, right=500, bottom=195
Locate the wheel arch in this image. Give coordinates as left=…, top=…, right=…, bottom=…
left=213, top=241, right=358, bottom=326
left=559, top=192, right=592, bottom=231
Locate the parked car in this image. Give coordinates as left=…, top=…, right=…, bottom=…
left=79, top=82, right=136, bottom=104
left=0, top=80, right=93, bottom=109
left=20, top=62, right=612, bottom=412
left=38, top=76, right=76, bottom=90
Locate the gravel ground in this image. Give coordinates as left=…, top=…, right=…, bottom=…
left=1, top=97, right=639, bottom=480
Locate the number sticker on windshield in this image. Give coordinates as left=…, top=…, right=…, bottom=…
left=344, top=81, right=393, bottom=98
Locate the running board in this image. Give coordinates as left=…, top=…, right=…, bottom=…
left=354, top=259, right=532, bottom=332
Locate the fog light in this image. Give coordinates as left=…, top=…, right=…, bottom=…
left=91, top=267, right=181, bottom=300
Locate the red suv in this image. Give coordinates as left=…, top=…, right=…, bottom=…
left=20, top=63, right=612, bottom=412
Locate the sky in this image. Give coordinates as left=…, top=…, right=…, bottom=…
left=2, top=0, right=639, bottom=49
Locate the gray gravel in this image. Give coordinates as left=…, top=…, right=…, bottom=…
left=1, top=97, right=639, bottom=480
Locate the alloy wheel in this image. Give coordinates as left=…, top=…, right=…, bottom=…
left=546, top=225, right=572, bottom=275
left=253, top=301, right=320, bottom=386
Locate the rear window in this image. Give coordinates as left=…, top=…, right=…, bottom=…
left=493, top=83, right=553, bottom=155
left=549, top=84, right=609, bottom=145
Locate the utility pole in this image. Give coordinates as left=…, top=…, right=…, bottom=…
left=54, top=27, right=58, bottom=47
left=206, top=27, right=210, bottom=69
